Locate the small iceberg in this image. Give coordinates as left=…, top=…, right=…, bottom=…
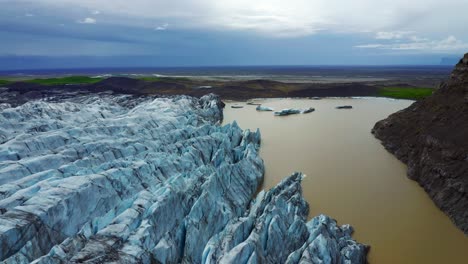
left=274, top=108, right=301, bottom=116
left=231, top=105, right=244, bottom=109
left=274, top=107, right=315, bottom=116
left=247, top=101, right=262, bottom=106
left=194, top=85, right=213, bottom=89
left=256, top=105, right=274, bottom=111
left=301, top=107, right=315, bottom=114
left=336, top=105, right=353, bottom=109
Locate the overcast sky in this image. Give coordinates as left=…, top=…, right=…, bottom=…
left=1, top=0, right=467, bottom=69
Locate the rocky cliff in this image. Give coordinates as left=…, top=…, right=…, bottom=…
left=0, top=92, right=367, bottom=263
left=372, top=53, right=468, bottom=233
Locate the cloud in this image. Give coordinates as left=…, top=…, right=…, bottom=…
left=155, top=23, right=169, bottom=31
left=355, top=35, right=468, bottom=52
left=375, top=31, right=413, bottom=40
left=354, top=44, right=385, bottom=49
left=92, top=10, right=100, bottom=15
left=21, top=0, right=468, bottom=38
left=77, top=17, right=97, bottom=24
left=25, top=13, right=34, bottom=17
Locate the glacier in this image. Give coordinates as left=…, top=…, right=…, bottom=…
left=0, top=93, right=368, bottom=263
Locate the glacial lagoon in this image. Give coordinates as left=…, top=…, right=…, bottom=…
left=224, top=98, right=468, bottom=264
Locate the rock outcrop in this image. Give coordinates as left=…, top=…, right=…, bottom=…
left=372, top=53, right=468, bottom=233
left=0, top=92, right=367, bottom=263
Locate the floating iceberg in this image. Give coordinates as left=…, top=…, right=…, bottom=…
left=0, top=93, right=367, bottom=263
left=231, top=105, right=244, bottom=108
left=301, top=107, right=315, bottom=114
left=256, top=105, right=274, bottom=111
left=274, top=108, right=301, bottom=116
left=336, top=105, right=353, bottom=109
left=275, top=107, right=315, bottom=115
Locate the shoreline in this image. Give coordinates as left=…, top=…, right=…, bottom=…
left=224, top=96, right=417, bottom=102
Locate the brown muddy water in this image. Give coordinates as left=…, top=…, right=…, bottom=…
left=223, top=98, right=468, bottom=264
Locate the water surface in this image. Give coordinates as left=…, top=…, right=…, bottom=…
left=223, top=98, right=468, bottom=264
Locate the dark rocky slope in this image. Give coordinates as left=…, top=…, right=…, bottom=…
left=372, top=53, right=468, bottom=233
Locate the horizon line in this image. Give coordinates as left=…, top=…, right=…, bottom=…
left=0, top=64, right=455, bottom=72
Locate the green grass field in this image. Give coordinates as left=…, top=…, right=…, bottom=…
left=26, top=76, right=104, bottom=85
left=0, top=80, right=11, bottom=86
left=1, top=75, right=191, bottom=86
left=378, top=87, right=434, bottom=100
